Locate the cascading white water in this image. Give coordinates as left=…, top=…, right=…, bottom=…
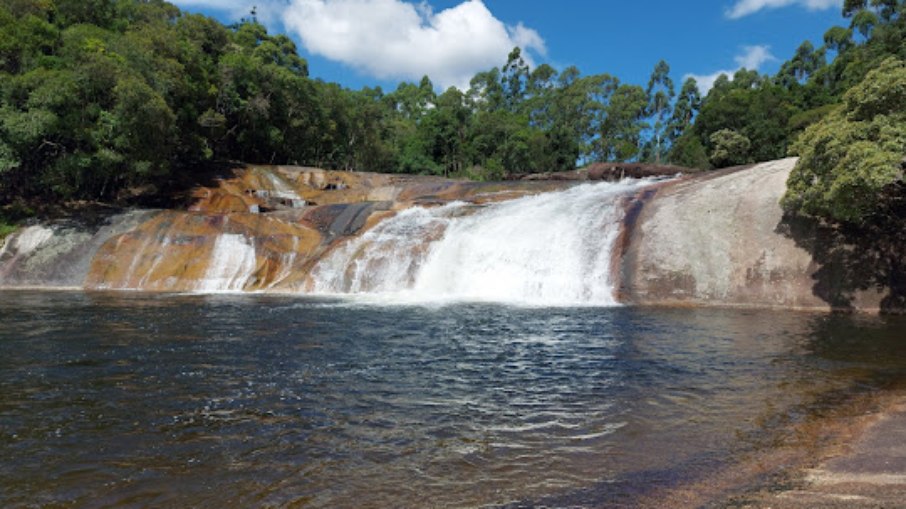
left=0, top=225, right=54, bottom=258
left=196, top=234, right=257, bottom=292
left=261, top=169, right=306, bottom=207
left=309, top=179, right=657, bottom=306
left=310, top=202, right=463, bottom=294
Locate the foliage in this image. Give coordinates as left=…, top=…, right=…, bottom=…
left=677, top=0, right=905, bottom=178
left=0, top=0, right=320, bottom=203
left=0, top=219, right=15, bottom=240
left=668, top=131, right=709, bottom=169
left=594, top=84, right=648, bottom=162
left=783, top=57, right=906, bottom=222
left=642, top=60, right=674, bottom=163
left=0, top=0, right=905, bottom=217
left=709, top=129, right=751, bottom=168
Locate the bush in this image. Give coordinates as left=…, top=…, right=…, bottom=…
left=783, top=57, right=906, bottom=223
left=709, top=129, right=751, bottom=168
left=669, top=131, right=710, bottom=169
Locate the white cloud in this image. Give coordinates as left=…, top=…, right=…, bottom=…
left=282, top=0, right=546, bottom=90
left=685, top=45, right=775, bottom=94
left=734, top=45, right=774, bottom=69
left=170, top=0, right=544, bottom=89
left=726, top=0, right=842, bottom=19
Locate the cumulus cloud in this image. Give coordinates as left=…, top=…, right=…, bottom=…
left=282, top=0, right=546, bottom=90
left=726, top=0, right=842, bottom=19
left=734, top=45, right=774, bottom=69
left=170, top=0, right=544, bottom=89
left=685, top=45, right=775, bottom=94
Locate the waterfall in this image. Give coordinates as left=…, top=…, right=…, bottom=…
left=0, top=211, right=156, bottom=289
left=309, top=203, right=462, bottom=294
left=196, top=234, right=257, bottom=292
left=1, top=225, right=54, bottom=257
left=0, top=226, right=55, bottom=284
left=260, top=169, right=306, bottom=207
left=308, top=179, right=654, bottom=306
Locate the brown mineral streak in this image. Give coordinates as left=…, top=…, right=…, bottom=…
left=84, top=164, right=580, bottom=292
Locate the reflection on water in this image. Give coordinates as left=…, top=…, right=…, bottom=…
left=1, top=292, right=905, bottom=507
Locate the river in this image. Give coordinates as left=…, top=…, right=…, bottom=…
left=2, top=291, right=905, bottom=507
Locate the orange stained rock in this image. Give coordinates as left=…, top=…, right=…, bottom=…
left=84, top=165, right=576, bottom=293
left=86, top=211, right=322, bottom=292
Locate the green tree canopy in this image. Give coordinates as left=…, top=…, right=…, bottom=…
left=709, top=129, right=751, bottom=168
left=783, top=57, right=906, bottom=222
left=643, top=60, right=675, bottom=163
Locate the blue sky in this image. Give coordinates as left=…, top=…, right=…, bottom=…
left=170, top=0, right=847, bottom=93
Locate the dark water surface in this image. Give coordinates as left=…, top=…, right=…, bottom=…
left=2, top=291, right=905, bottom=507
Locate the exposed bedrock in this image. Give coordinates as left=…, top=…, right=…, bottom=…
left=0, top=210, right=155, bottom=289
left=620, top=157, right=903, bottom=313
left=0, top=166, right=572, bottom=292
left=2, top=159, right=902, bottom=312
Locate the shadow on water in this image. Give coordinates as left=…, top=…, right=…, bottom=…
left=776, top=189, right=906, bottom=312
left=507, top=310, right=906, bottom=508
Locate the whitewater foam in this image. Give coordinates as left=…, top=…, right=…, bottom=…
left=3, top=226, right=54, bottom=257
left=308, top=179, right=657, bottom=306
left=196, top=234, right=257, bottom=292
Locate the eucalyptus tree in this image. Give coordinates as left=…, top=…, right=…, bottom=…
left=595, top=84, right=648, bottom=162
left=664, top=77, right=706, bottom=167
left=823, top=26, right=855, bottom=53
left=421, top=87, right=471, bottom=177
left=501, top=47, right=530, bottom=113
left=643, top=60, right=675, bottom=163
left=667, top=77, right=701, bottom=145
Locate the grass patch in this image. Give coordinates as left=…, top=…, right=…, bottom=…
left=0, top=220, right=17, bottom=241
left=0, top=201, right=35, bottom=241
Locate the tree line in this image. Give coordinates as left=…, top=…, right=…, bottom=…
left=0, top=0, right=904, bottom=225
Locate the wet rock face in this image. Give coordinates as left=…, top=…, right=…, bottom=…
left=0, top=211, right=155, bottom=288
left=619, top=158, right=897, bottom=312
left=4, top=161, right=900, bottom=312
left=33, top=165, right=571, bottom=293
left=84, top=211, right=324, bottom=292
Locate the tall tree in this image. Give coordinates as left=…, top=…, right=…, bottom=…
left=596, top=84, right=648, bottom=162
left=422, top=87, right=470, bottom=177
left=501, top=47, right=529, bottom=113
left=667, top=77, right=700, bottom=144
left=824, top=25, right=855, bottom=53
left=644, top=60, right=675, bottom=163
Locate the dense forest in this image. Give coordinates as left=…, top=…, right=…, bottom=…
left=0, top=0, right=903, bottom=225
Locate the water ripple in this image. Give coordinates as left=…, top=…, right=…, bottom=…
left=2, top=293, right=906, bottom=507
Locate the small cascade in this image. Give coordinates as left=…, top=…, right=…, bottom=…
left=265, top=236, right=301, bottom=290
left=309, top=203, right=463, bottom=293
left=1, top=226, right=54, bottom=257
left=0, top=211, right=155, bottom=289
left=308, top=179, right=656, bottom=306
left=261, top=169, right=306, bottom=208
left=83, top=211, right=318, bottom=292
left=0, top=226, right=55, bottom=283
left=196, top=234, right=257, bottom=292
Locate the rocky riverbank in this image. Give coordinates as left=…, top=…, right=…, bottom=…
left=631, top=384, right=906, bottom=508
left=0, top=166, right=573, bottom=292
left=2, top=158, right=903, bottom=312
left=620, top=157, right=906, bottom=313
